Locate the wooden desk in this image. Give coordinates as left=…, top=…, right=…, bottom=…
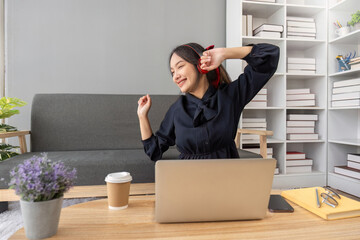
left=10, top=183, right=360, bottom=240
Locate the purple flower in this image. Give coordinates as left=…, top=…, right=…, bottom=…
left=8, top=153, right=77, bottom=202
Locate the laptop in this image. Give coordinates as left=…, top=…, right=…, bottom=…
left=155, top=158, right=276, bottom=223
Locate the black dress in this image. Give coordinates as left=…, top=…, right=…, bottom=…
left=142, top=43, right=280, bottom=161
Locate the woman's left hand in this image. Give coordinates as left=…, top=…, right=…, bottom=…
left=200, top=48, right=226, bottom=71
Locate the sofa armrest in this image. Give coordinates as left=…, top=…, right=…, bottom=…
left=234, top=129, right=273, bottom=159
left=0, top=130, right=31, bottom=154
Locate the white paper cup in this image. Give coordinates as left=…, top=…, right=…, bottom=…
left=105, top=172, right=132, bottom=210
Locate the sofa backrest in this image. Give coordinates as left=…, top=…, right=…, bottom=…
left=31, top=94, right=180, bottom=152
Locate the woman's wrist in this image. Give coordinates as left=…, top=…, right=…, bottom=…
left=224, top=46, right=253, bottom=60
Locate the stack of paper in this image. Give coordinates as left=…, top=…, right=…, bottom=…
left=287, top=16, right=316, bottom=39
left=286, top=114, right=318, bottom=140
left=332, top=78, right=360, bottom=107
left=247, top=88, right=267, bottom=107
left=287, top=57, right=316, bottom=74
left=286, top=151, right=313, bottom=173
left=286, top=88, right=316, bottom=107
left=253, top=23, right=283, bottom=38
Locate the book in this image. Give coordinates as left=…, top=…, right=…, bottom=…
left=287, top=121, right=315, bottom=127
left=287, top=114, right=318, bottom=121
left=287, top=35, right=316, bottom=40
left=281, top=187, right=360, bottom=220
left=348, top=153, right=360, bottom=163
left=287, top=16, right=314, bottom=22
left=243, top=147, right=273, bottom=155
left=333, top=78, right=360, bottom=88
left=287, top=21, right=316, bottom=28
left=288, top=57, right=316, bottom=64
left=286, top=100, right=315, bottom=107
left=287, top=94, right=315, bottom=101
left=286, top=151, right=306, bottom=160
left=253, top=24, right=284, bottom=35
left=332, top=92, right=360, bottom=101
left=350, top=63, right=360, bottom=71
left=286, top=88, right=310, bottom=95
left=334, top=166, right=360, bottom=180
left=287, top=27, right=316, bottom=33
left=287, top=32, right=316, bottom=37
left=332, top=85, right=360, bottom=94
left=246, top=0, right=276, bottom=2
left=287, top=159, right=313, bottom=167
left=288, top=64, right=316, bottom=70
left=258, top=88, right=267, bottom=95
left=286, top=165, right=312, bottom=173
left=287, top=133, right=318, bottom=140
left=246, top=101, right=267, bottom=107
left=242, top=118, right=266, bottom=123
left=242, top=15, right=247, bottom=36
left=348, top=161, right=360, bottom=171
left=287, top=69, right=316, bottom=74
left=332, top=99, right=360, bottom=107
left=252, top=94, right=267, bottom=101
left=242, top=122, right=267, bottom=128
left=286, top=127, right=315, bottom=134
left=254, top=31, right=281, bottom=38
left=247, top=15, right=253, bottom=36
left=274, top=168, right=279, bottom=175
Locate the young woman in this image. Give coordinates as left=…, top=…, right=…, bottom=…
left=137, top=43, right=279, bottom=161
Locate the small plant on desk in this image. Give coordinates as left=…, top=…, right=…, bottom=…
left=0, top=97, right=27, bottom=161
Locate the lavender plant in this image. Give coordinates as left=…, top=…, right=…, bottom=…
left=8, top=153, right=77, bottom=202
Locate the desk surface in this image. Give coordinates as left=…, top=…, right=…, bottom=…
left=10, top=184, right=360, bottom=240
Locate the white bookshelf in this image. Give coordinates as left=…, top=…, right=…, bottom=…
left=327, top=0, right=360, bottom=197
left=226, top=0, right=328, bottom=189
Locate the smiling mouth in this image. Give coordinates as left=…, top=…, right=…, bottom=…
left=177, top=78, right=186, bottom=87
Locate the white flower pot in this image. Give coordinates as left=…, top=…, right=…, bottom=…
left=354, top=22, right=360, bottom=31
left=20, top=197, right=63, bottom=240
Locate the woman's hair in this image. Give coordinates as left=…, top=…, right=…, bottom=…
left=169, top=43, right=231, bottom=86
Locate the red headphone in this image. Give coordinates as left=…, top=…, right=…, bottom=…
left=183, top=44, right=220, bottom=88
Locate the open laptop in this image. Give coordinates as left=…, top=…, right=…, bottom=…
left=155, top=158, right=276, bottom=223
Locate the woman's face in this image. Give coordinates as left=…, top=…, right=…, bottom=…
left=170, top=53, right=199, bottom=93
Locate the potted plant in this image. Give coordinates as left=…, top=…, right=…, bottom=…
left=348, top=10, right=360, bottom=31
left=9, top=153, right=77, bottom=239
left=0, top=97, right=27, bottom=161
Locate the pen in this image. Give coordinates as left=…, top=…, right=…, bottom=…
left=316, top=188, right=321, bottom=208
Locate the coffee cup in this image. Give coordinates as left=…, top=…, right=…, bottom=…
left=105, top=172, right=132, bottom=210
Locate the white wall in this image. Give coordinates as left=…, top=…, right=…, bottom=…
left=5, top=0, right=225, bottom=132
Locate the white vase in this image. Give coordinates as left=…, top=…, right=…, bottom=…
left=20, top=197, right=63, bottom=240
left=354, top=23, right=360, bottom=31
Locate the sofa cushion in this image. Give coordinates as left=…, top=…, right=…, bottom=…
left=0, top=149, right=181, bottom=189
left=31, top=94, right=180, bottom=152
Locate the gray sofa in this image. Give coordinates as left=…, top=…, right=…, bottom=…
left=0, top=93, right=261, bottom=189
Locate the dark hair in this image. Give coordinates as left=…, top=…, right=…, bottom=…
left=169, top=43, right=231, bottom=86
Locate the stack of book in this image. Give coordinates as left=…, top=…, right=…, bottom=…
left=334, top=153, right=360, bottom=180
left=243, top=144, right=279, bottom=175
left=242, top=15, right=253, bottom=36
left=332, top=78, right=360, bottom=107
left=349, top=56, right=360, bottom=71
left=253, top=23, right=283, bottom=38
left=241, top=118, right=267, bottom=143
left=287, top=57, right=316, bottom=74
left=286, top=88, right=316, bottom=107
left=287, top=16, right=316, bottom=39
left=245, top=0, right=275, bottom=2
left=286, top=114, right=318, bottom=140
left=286, top=151, right=313, bottom=173
left=247, top=89, right=267, bottom=107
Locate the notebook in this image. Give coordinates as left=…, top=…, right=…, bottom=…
left=281, top=187, right=360, bottom=220
left=155, top=158, right=276, bottom=223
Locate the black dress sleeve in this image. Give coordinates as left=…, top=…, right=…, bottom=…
left=232, top=43, right=280, bottom=109
left=141, top=106, right=176, bottom=162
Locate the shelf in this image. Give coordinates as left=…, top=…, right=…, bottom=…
left=329, top=68, right=360, bottom=77
left=328, top=139, right=360, bottom=146
left=286, top=107, right=325, bottom=110
left=244, top=107, right=284, bottom=110
left=329, top=106, right=360, bottom=110
left=242, top=36, right=284, bottom=45
left=242, top=138, right=284, bottom=144
left=329, top=29, right=360, bottom=44
left=329, top=0, right=358, bottom=11
left=286, top=73, right=325, bottom=80
left=286, top=39, right=326, bottom=50
left=242, top=1, right=284, bottom=18
left=286, top=4, right=325, bottom=17
left=286, top=140, right=326, bottom=143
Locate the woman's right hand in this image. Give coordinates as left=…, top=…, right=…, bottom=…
left=137, top=94, right=152, bottom=118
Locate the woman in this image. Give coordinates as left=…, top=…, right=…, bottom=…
left=137, top=43, right=279, bottom=161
